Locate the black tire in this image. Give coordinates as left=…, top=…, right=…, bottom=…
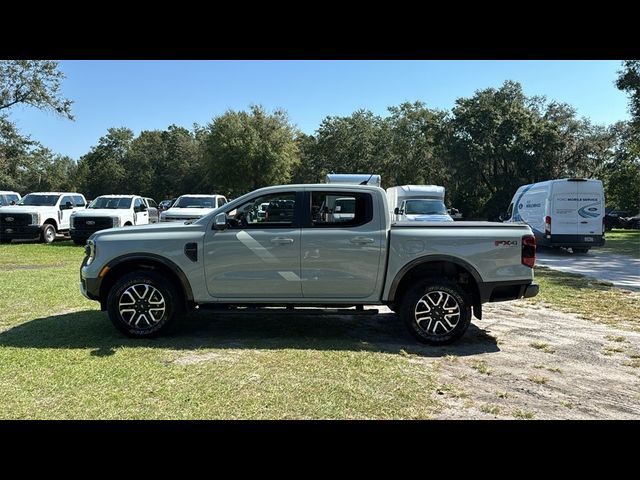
left=106, top=270, right=182, bottom=338
left=399, top=280, right=472, bottom=345
left=41, top=224, right=56, bottom=244
left=573, top=248, right=589, bottom=254
left=72, top=238, right=86, bottom=246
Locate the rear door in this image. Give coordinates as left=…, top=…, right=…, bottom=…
left=550, top=181, right=579, bottom=237
left=576, top=180, right=604, bottom=237
left=300, top=189, right=384, bottom=299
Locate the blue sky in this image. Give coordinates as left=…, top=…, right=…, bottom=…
left=6, top=60, right=631, bottom=160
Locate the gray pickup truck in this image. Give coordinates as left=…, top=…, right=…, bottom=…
left=80, top=184, right=538, bottom=344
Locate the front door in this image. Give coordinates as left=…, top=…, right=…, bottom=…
left=134, top=198, right=149, bottom=225
left=204, top=191, right=303, bottom=299
left=59, top=195, right=75, bottom=229
left=300, top=189, right=384, bottom=299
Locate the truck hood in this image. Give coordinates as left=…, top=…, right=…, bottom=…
left=0, top=205, right=56, bottom=214
left=91, top=221, right=203, bottom=239
left=163, top=207, right=215, bottom=217
left=73, top=209, right=127, bottom=217
left=404, top=214, right=454, bottom=222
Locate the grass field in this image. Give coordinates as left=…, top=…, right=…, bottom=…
left=530, top=266, right=640, bottom=331
left=601, top=229, right=640, bottom=259
left=0, top=240, right=441, bottom=419
left=1, top=239, right=638, bottom=419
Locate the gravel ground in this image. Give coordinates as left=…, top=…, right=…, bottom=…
left=416, top=302, right=640, bottom=419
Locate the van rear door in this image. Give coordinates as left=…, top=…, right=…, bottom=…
left=576, top=180, right=604, bottom=237
left=551, top=180, right=579, bottom=237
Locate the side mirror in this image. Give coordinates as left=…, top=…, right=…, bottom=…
left=393, top=207, right=400, bottom=215
left=61, top=201, right=73, bottom=210
left=214, top=212, right=228, bottom=230
left=10, top=200, right=16, bottom=205
left=140, top=204, right=148, bottom=211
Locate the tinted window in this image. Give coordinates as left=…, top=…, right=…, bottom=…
left=89, top=197, right=132, bottom=209
left=61, top=196, right=75, bottom=207
left=218, top=197, right=227, bottom=207
left=310, top=191, right=372, bottom=227
left=403, top=199, right=447, bottom=215
left=19, top=194, right=60, bottom=206
left=227, top=192, right=295, bottom=228
left=134, top=198, right=144, bottom=210
left=174, top=196, right=216, bottom=208
left=73, top=195, right=86, bottom=207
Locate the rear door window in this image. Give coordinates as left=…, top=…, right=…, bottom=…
left=308, top=191, right=372, bottom=227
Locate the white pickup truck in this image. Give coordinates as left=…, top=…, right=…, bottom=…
left=0, top=192, right=87, bottom=243
left=70, top=195, right=157, bottom=245
left=160, top=194, right=228, bottom=223
left=80, top=183, right=539, bottom=344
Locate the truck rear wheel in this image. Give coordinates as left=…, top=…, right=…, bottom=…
left=107, top=270, right=182, bottom=338
left=399, top=280, right=472, bottom=345
left=41, top=224, right=56, bottom=244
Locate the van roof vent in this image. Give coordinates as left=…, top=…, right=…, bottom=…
left=567, top=178, right=588, bottom=182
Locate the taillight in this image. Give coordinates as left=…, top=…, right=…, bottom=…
left=544, top=216, right=551, bottom=236
left=522, top=235, right=536, bottom=268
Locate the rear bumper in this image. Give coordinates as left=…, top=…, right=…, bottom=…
left=479, top=281, right=539, bottom=303
left=0, top=225, right=42, bottom=240
left=537, top=233, right=605, bottom=248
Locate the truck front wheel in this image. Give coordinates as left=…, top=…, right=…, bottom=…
left=107, top=270, right=181, bottom=338
left=399, top=280, right=472, bottom=345
left=41, top=224, right=56, bottom=244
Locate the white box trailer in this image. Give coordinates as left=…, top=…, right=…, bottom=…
left=386, top=185, right=453, bottom=222
left=504, top=178, right=605, bottom=253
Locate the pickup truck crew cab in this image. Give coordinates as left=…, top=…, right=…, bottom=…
left=0, top=192, right=86, bottom=243
left=70, top=195, right=157, bottom=245
left=80, top=184, right=538, bottom=344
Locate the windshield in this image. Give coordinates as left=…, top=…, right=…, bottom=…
left=404, top=199, right=447, bottom=215
left=88, top=197, right=132, bottom=209
left=18, top=194, right=60, bottom=206
left=174, top=196, right=216, bottom=208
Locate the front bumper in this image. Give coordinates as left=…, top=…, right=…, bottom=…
left=80, top=255, right=101, bottom=301
left=0, top=224, right=42, bottom=240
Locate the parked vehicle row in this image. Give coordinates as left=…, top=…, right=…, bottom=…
left=0, top=192, right=161, bottom=244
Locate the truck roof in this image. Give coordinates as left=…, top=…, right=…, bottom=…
left=515, top=178, right=603, bottom=192
left=177, top=194, right=225, bottom=198
left=24, top=192, right=84, bottom=196
left=387, top=185, right=445, bottom=197
left=95, top=194, right=139, bottom=198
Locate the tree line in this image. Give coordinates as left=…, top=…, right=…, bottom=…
left=2, top=61, right=639, bottom=219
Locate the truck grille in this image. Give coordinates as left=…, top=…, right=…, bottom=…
left=72, top=217, right=114, bottom=238
left=0, top=213, right=31, bottom=227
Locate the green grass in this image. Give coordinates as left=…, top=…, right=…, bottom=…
left=0, top=241, right=443, bottom=419
left=601, top=229, right=640, bottom=259
left=529, top=341, right=556, bottom=354
left=530, top=267, right=640, bottom=331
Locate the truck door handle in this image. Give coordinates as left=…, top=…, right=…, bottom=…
left=350, top=236, right=375, bottom=245
left=580, top=221, right=588, bottom=224
left=270, top=237, right=294, bottom=244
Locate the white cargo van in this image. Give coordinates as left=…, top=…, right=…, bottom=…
left=504, top=178, right=605, bottom=253
left=386, top=185, right=453, bottom=222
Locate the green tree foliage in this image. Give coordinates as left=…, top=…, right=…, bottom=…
left=0, top=60, right=74, bottom=120
left=201, top=105, right=299, bottom=196
left=311, top=109, right=391, bottom=183
left=77, top=128, right=134, bottom=198
left=445, top=81, right=615, bottom=219
left=616, top=60, right=640, bottom=127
